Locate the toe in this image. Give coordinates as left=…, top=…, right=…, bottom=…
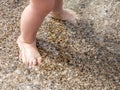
left=29, top=59, right=33, bottom=68
left=18, top=52, right=22, bottom=61
left=21, top=52, right=28, bottom=65
left=25, top=60, right=29, bottom=66
left=33, top=59, right=37, bottom=66
left=37, top=57, right=42, bottom=65
left=22, top=55, right=26, bottom=64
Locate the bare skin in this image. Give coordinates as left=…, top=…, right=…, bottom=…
left=17, top=37, right=41, bottom=66
left=17, top=0, right=78, bottom=67
left=51, top=0, right=78, bottom=25
left=51, top=9, right=78, bottom=25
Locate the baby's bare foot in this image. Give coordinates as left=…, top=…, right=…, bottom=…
left=50, top=9, right=79, bottom=25
left=17, top=37, right=41, bottom=68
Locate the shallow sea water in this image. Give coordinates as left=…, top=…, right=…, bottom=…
left=0, top=0, right=120, bottom=90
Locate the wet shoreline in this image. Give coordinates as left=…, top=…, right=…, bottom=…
left=0, top=0, right=120, bottom=90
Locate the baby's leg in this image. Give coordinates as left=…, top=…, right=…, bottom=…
left=17, top=0, right=55, bottom=67
left=51, top=0, right=78, bottom=25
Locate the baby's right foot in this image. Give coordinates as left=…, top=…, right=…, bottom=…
left=17, top=37, right=42, bottom=68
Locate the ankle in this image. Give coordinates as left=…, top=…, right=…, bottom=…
left=18, top=35, right=36, bottom=44
left=52, top=8, right=64, bottom=14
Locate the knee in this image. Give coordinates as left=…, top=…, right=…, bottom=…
left=30, top=0, right=55, bottom=12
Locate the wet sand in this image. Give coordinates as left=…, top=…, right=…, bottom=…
left=0, top=0, right=120, bottom=90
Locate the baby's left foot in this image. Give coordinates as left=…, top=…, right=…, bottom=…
left=50, top=9, right=79, bottom=25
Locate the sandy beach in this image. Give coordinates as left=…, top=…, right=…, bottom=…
left=0, top=0, right=120, bottom=89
